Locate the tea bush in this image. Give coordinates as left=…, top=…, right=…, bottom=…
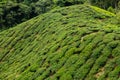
left=0, top=4, right=120, bottom=80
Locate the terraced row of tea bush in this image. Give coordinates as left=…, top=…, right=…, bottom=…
left=0, top=5, right=120, bottom=80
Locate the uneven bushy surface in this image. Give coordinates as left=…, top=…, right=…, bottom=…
left=0, top=5, right=120, bottom=80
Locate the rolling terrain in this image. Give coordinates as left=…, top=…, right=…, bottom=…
left=0, top=4, right=120, bottom=80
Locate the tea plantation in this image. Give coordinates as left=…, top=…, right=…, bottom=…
left=0, top=5, right=120, bottom=80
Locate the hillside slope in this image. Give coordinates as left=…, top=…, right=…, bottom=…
left=0, top=5, right=120, bottom=80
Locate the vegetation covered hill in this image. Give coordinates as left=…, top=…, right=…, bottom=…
left=0, top=4, right=120, bottom=80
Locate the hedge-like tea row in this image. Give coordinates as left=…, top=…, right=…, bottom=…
left=0, top=5, right=120, bottom=80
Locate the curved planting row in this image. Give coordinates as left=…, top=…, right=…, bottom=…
left=0, top=5, right=120, bottom=80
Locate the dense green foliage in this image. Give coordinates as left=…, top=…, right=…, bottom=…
left=0, top=0, right=85, bottom=28
left=0, top=4, right=120, bottom=80
left=90, top=0, right=119, bottom=9
left=0, top=0, right=55, bottom=28
left=0, top=0, right=120, bottom=29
